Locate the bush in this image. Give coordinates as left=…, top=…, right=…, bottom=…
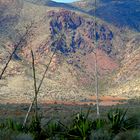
left=90, top=129, right=112, bottom=140
left=13, top=133, right=33, bottom=140
left=92, top=118, right=107, bottom=130
left=0, top=118, right=23, bottom=132
left=113, top=130, right=140, bottom=140
left=28, top=116, right=46, bottom=140
left=44, top=119, right=61, bottom=139
left=0, top=129, right=16, bottom=140
left=107, top=108, right=138, bottom=134
left=0, top=108, right=139, bottom=140
left=0, top=130, right=33, bottom=140
left=62, top=110, right=93, bottom=140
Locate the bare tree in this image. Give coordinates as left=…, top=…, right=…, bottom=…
left=94, top=51, right=100, bottom=116
left=22, top=30, right=64, bottom=127
left=22, top=49, right=56, bottom=127
left=94, top=0, right=100, bottom=117
left=0, top=22, right=34, bottom=80
left=31, top=50, right=38, bottom=120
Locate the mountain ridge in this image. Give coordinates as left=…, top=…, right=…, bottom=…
left=0, top=0, right=140, bottom=103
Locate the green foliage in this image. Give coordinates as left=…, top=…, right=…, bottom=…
left=107, top=108, right=138, bottom=134
left=0, top=108, right=139, bottom=140
left=29, top=116, right=41, bottom=133
left=62, top=109, right=93, bottom=140
left=107, top=108, right=128, bottom=134
left=28, top=116, right=46, bottom=140
left=92, top=118, right=107, bottom=130
left=44, top=119, right=61, bottom=138
left=12, top=133, right=33, bottom=140
left=0, top=118, right=23, bottom=132
left=90, top=129, right=112, bottom=140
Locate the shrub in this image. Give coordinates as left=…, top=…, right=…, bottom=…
left=107, top=108, right=138, bottom=134
left=113, top=130, right=140, bottom=140
left=92, top=118, right=107, bottom=130
left=28, top=116, right=46, bottom=140
left=44, top=119, right=61, bottom=139
left=63, top=110, right=93, bottom=140
left=0, top=118, right=23, bottom=132
left=90, top=129, right=112, bottom=140
left=0, top=129, right=16, bottom=140
left=13, top=133, right=33, bottom=140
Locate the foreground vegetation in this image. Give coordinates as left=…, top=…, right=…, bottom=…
left=0, top=106, right=140, bottom=140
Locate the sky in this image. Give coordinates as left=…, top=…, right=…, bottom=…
left=53, top=0, right=79, bottom=3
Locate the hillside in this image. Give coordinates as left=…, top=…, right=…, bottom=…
left=73, top=0, right=140, bottom=31
left=0, top=0, right=140, bottom=103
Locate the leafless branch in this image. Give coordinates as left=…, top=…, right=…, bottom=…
left=94, top=0, right=100, bottom=117
left=0, top=22, right=34, bottom=80
left=22, top=49, right=56, bottom=127
left=31, top=49, right=38, bottom=120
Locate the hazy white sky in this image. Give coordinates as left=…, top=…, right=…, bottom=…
left=53, top=0, right=79, bottom=3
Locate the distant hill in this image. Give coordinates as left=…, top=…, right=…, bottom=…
left=74, top=0, right=140, bottom=31
left=24, top=0, right=140, bottom=31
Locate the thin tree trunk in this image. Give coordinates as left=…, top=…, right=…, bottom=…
left=94, top=0, right=100, bottom=117
left=0, top=23, right=33, bottom=80
left=22, top=50, right=56, bottom=128
left=94, top=52, right=100, bottom=116
left=0, top=37, right=25, bottom=79
left=31, top=50, right=38, bottom=120
left=22, top=30, right=65, bottom=128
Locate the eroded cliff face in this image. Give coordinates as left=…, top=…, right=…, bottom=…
left=48, top=10, right=114, bottom=55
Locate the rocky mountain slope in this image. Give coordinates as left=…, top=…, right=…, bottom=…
left=74, top=0, right=140, bottom=31
left=0, top=0, right=140, bottom=103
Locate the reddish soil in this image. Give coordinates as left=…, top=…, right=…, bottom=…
left=82, top=50, right=118, bottom=75
left=89, top=96, right=127, bottom=101
left=0, top=96, right=127, bottom=106
left=0, top=96, right=127, bottom=117
left=41, top=96, right=127, bottom=106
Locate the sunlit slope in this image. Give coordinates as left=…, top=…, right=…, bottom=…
left=0, top=0, right=140, bottom=103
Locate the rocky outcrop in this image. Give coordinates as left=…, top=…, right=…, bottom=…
left=48, top=9, right=114, bottom=56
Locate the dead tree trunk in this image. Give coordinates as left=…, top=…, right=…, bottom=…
left=0, top=23, right=34, bottom=80
left=22, top=49, right=56, bottom=128
left=94, top=51, right=100, bottom=116
left=94, top=0, right=100, bottom=117
left=22, top=29, right=67, bottom=127
left=31, top=50, right=38, bottom=120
